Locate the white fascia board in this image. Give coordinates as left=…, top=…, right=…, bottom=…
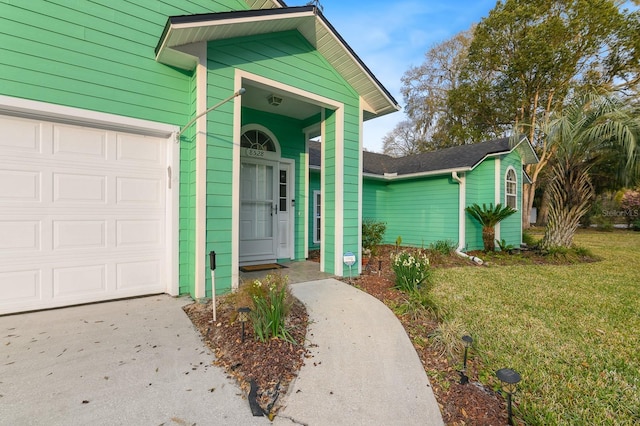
left=171, top=11, right=314, bottom=32
left=363, top=167, right=473, bottom=181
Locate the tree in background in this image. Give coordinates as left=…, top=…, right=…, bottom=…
left=454, top=0, right=639, bottom=229
left=394, top=0, right=639, bottom=226
left=540, top=94, right=639, bottom=249
left=399, top=28, right=474, bottom=151
left=381, top=120, right=426, bottom=157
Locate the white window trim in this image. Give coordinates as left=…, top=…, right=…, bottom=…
left=505, top=166, right=518, bottom=210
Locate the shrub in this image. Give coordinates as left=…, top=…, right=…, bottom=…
left=362, top=218, right=386, bottom=255
left=593, top=214, right=614, bottom=231
left=428, top=318, right=469, bottom=363
left=633, top=218, right=640, bottom=232
left=522, top=230, right=538, bottom=246
left=390, top=250, right=432, bottom=293
left=248, top=274, right=295, bottom=343
left=620, top=189, right=640, bottom=228
left=391, top=287, right=442, bottom=321
left=573, top=246, right=593, bottom=257
left=496, top=238, right=515, bottom=252
left=429, top=239, right=457, bottom=255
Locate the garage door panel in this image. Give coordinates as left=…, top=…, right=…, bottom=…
left=116, top=133, right=164, bottom=165
left=53, top=124, right=107, bottom=159
left=116, top=176, right=162, bottom=206
left=0, top=220, right=40, bottom=251
left=53, top=173, right=107, bottom=203
left=0, top=113, right=170, bottom=314
left=0, top=169, right=41, bottom=201
left=0, top=269, right=40, bottom=301
left=117, top=260, right=161, bottom=290
left=53, top=220, right=106, bottom=250
left=53, top=264, right=106, bottom=296
left=0, top=116, right=41, bottom=152
left=116, top=219, right=162, bottom=247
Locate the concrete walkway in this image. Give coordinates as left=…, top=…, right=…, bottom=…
left=0, top=278, right=443, bottom=425
left=274, top=279, right=443, bottom=426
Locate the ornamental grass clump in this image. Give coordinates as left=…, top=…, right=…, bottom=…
left=248, top=273, right=295, bottom=343
left=390, top=249, right=433, bottom=293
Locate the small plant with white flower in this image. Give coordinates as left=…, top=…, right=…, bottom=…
left=248, top=273, right=295, bottom=343
left=390, top=249, right=433, bottom=293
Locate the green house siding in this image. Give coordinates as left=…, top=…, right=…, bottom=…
left=463, top=153, right=524, bottom=251
left=178, top=73, right=198, bottom=296
left=362, top=176, right=459, bottom=248
left=465, top=159, right=496, bottom=251
left=309, top=170, right=321, bottom=250
left=362, top=179, right=388, bottom=219
left=0, top=0, right=246, bottom=126
left=342, top=108, right=362, bottom=258
left=499, top=153, right=523, bottom=247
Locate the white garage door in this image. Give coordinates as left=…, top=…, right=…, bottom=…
left=0, top=114, right=170, bottom=314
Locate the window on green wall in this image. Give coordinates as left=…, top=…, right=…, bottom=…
left=506, top=167, right=517, bottom=209
left=313, top=190, right=321, bottom=243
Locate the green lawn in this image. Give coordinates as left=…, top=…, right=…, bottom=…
left=433, top=229, right=640, bottom=425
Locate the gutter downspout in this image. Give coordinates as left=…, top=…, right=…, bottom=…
left=452, top=172, right=483, bottom=265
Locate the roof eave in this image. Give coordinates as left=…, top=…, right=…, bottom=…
left=155, top=7, right=399, bottom=118
left=364, top=167, right=473, bottom=181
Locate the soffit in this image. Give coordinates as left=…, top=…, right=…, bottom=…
left=155, top=7, right=399, bottom=119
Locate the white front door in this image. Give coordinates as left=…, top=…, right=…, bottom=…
left=239, top=160, right=278, bottom=265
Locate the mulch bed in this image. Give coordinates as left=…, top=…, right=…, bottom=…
left=183, top=244, right=597, bottom=424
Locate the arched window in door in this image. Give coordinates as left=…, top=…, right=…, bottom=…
left=241, top=129, right=277, bottom=152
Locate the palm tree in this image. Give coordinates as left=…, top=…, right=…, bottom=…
left=540, top=94, right=639, bottom=249
left=465, top=203, right=517, bottom=252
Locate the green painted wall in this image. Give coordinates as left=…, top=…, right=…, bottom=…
left=464, top=153, right=524, bottom=251
left=205, top=30, right=362, bottom=293
left=325, top=151, right=525, bottom=256
left=0, top=0, right=245, bottom=125
left=341, top=105, right=362, bottom=259
left=363, top=176, right=459, bottom=248
left=308, top=170, right=321, bottom=250
left=464, top=159, right=496, bottom=250
left=499, top=153, right=523, bottom=247
left=178, top=73, right=198, bottom=296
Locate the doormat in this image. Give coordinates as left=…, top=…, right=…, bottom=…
left=239, top=263, right=288, bottom=273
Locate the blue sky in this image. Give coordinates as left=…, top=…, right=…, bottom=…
left=292, top=0, right=498, bottom=152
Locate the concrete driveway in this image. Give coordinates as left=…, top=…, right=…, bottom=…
left=0, top=295, right=270, bottom=426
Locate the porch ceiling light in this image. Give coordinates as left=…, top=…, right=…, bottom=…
left=496, top=368, right=521, bottom=425
left=267, top=94, right=283, bottom=106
